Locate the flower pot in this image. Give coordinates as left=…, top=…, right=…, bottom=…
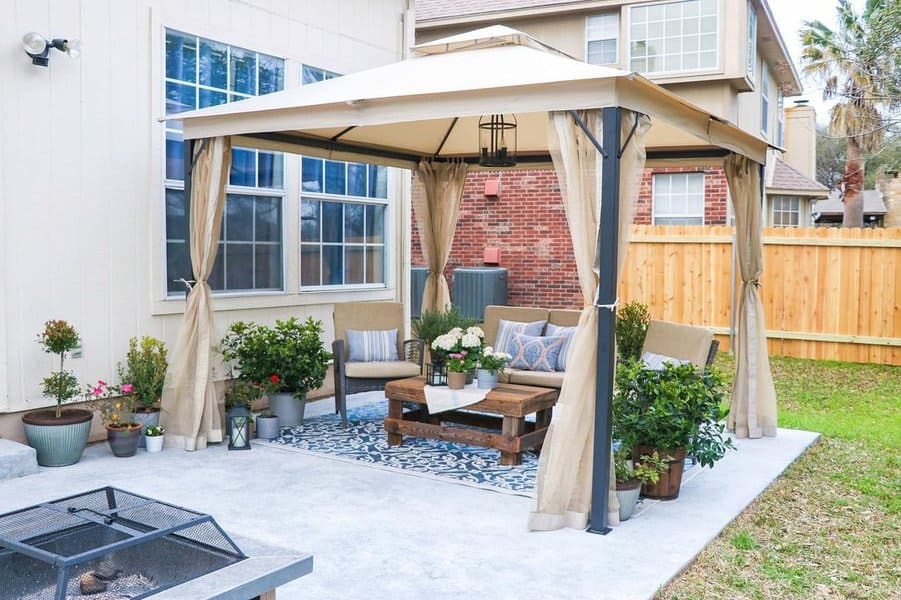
left=107, top=424, right=143, bottom=458
left=255, top=415, right=281, bottom=440
left=615, top=481, right=642, bottom=521
left=465, top=370, right=475, bottom=384
left=130, top=408, right=160, bottom=448
left=447, top=371, right=467, bottom=390
left=144, top=434, right=164, bottom=453
left=22, top=409, right=93, bottom=467
left=477, top=369, right=498, bottom=389
left=268, top=392, right=306, bottom=427
left=635, top=446, right=687, bottom=500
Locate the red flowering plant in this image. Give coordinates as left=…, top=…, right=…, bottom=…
left=86, top=379, right=138, bottom=429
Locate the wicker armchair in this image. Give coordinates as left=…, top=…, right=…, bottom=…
left=332, top=302, right=424, bottom=427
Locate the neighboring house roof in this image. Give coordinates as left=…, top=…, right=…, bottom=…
left=768, top=159, right=829, bottom=196
left=815, top=190, right=887, bottom=216
left=417, top=0, right=577, bottom=21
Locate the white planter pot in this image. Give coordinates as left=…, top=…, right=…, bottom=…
left=477, top=369, right=499, bottom=389
left=144, top=435, right=164, bottom=453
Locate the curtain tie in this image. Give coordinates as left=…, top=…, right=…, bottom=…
left=596, top=297, right=620, bottom=310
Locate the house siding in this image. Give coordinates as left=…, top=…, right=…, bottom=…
left=0, top=0, right=409, bottom=436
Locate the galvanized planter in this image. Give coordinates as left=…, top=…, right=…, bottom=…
left=476, top=369, right=498, bottom=389
left=254, top=415, right=281, bottom=440
left=21, top=409, right=93, bottom=467
left=267, top=393, right=305, bottom=427
left=130, top=409, right=161, bottom=448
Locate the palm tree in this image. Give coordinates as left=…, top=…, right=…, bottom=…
left=800, top=0, right=893, bottom=227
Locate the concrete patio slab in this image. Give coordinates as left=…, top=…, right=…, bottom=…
left=0, top=394, right=819, bottom=600
left=0, top=438, right=38, bottom=481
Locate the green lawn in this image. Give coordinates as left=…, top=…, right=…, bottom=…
left=658, top=355, right=901, bottom=600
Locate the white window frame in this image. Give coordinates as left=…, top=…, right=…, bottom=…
left=162, top=28, right=288, bottom=298
left=627, top=0, right=721, bottom=77
left=747, top=2, right=757, bottom=82
left=586, top=13, right=620, bottom=66
left=651, top=172, right=706, bottom=225
left=760, top=60, right=770, bottom=137
left=776, top=90, right=785, bottom=147
left=771, top=195, right=801, bottom=227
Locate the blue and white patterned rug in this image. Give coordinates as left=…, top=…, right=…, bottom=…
left=256, top=401, right=538, bottom=497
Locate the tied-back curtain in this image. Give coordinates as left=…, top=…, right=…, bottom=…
left=161, top=136, right=231, bottom=451
left=529, top=110, right=651, bottom=531
left=414, top=160, right=469, bottom=313
left=724, top=153, right=777, bottom=438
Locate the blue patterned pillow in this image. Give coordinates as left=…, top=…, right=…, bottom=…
left=545, top=324, right=577, bottom=371
left=494, top=319, right=547, bottom=356
left=347, top=329, right=399, bottom=362
left=508, top=333, right=564, bottom=372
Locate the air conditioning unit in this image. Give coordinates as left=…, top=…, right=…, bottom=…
left=452, top=267, right=508, bottom=321
left=410, top=267, right=429, bottom=319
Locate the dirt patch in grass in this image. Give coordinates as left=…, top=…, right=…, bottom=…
left=658, top=357, right=901, bottom=600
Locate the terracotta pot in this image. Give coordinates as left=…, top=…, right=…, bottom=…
left=107, top=424, right=143, bottom=458
left=635, top=446, right=687, bottom=500
left=447, top=371, right=467, bottom=390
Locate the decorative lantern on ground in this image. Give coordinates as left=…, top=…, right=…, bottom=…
left=478, top=114, right=517, bottom=167
left=226, top=405, right=252, bottom=451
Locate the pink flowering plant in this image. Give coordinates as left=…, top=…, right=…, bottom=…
left=86, top=379, right=137, bottom=428
left=431, top=326, right=485, bottom=372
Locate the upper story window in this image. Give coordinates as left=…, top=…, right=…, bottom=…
left=586, top=13, right=619, bottom=65
left=629, top=0, right=719, bottom=75
left=164, top=29, right=286, bottom=296
left=760, top=61, right=770, bottom=136
left=776, top=90, right=785, bottom=146
left=771, top=196, right=800, bottom=227
left=747, top=3, right=757, bottom=82
left=300, top=65, right=389, bottom=290
left=652, top=172, right=705, bottom=225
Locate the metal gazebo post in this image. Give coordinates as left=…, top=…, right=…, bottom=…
left=589, top=106, right=622, bottom=535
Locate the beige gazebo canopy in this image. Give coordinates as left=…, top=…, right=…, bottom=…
left=161, top=25, right=778, bottom=534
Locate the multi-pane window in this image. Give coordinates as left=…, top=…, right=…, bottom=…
left=629, top=0, right=718, bottom=74
left=652, top=172, right=705, bottom=224
left=760, top=61, right=770, bottom=136
left=300, top=65, right=389, bottom=289
left=776, top=90, right=785, bottom=147
left=747, top=3, right=757, bottom=82
left=771, top=196, right=801, bottom=227
left=586, top=13, right=619, bottom=65
left=164, top=29, right=286, bottom=295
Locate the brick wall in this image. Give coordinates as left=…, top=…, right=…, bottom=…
left=411, top=166, right=728, bottom=310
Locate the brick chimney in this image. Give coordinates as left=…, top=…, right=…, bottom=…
left=877, top=170, right=901, bottom=227
left=782, top=101, right=817, bottom=180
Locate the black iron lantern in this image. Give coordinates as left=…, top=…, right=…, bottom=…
left=226, top=405, right=252, bottom=451
left=478, top=114, right=517, bottom=167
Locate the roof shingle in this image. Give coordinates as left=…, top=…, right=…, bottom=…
left=770, top=159, right=829, bottom=193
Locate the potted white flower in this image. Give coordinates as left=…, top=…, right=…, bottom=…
left=144, top=425, right=165, bottom=453
left=430, top=326, right=485, bottom=389
left=476, top=346, right=511, bottom=389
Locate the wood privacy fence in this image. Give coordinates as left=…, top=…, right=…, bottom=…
left=618, top=225, right=901, bottom=366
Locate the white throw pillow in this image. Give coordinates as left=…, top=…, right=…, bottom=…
left=641, top=351, right=690, bottom=371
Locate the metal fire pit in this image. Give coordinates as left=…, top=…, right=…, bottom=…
left=0, top=487, right=248, bottom=599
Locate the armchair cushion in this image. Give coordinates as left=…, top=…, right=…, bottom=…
left=508, top=333, right=564, bottom=372
left=641, top=351, right=690, bottom=371
left=344, top=361, right=421, bottom=379
left=347, top=329, right=399, bottom=362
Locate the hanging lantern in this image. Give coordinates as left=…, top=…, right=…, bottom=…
left=478, top=114, right=517, bottom=167
left=227, top=405, right=252, bottom=451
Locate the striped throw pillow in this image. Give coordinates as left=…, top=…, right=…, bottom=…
left=508, top=333, right=565, bottom=372
left=494, top=319, right=547, bottom=356
left=347, top=329, right=399, bottom=362
left=640, top=351, right=690, bottom=371
left=545, top=324, right=577, bottom=371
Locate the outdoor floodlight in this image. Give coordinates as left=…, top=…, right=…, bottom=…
left=22, top=32, right=80, bottom=67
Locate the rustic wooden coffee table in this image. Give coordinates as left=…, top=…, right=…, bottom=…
left=383, top=376, right=559, bottom=465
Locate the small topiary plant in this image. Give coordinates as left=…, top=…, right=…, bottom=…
left=37, top=320, right=81, bottom=418
left=615, top=301, right=651, bottom=361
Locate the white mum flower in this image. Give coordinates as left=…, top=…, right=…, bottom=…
left=466, top=326, right=485, bottom=338
left=448, top=327, right=463, bottom=337
left=483, top=345, right=494, bottom=355
left=433, top=334, right=457, bottom=351
left=461, top=333, right=481, bottom=348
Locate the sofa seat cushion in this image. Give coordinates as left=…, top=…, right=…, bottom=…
left=507, top=369, right=565, bottom=389
left=345, top=361, right=421, bottom=379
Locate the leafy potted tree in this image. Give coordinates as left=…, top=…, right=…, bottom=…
left=117, top=336, right=167, bottom=448
left=614, top=447, right=670, bottom=521
left=615, top=301, right=650, bottom=362
left=613, top=360, right=735, bottom=499
left=22, top=320, right=93, bottom=467
left=476, top=346, right=511, bottom=389
left=89, top=380, right=143, bottom=458
left=144, top=425, right=165, bottom=453
left=220, top=317, right=331, bottom=427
